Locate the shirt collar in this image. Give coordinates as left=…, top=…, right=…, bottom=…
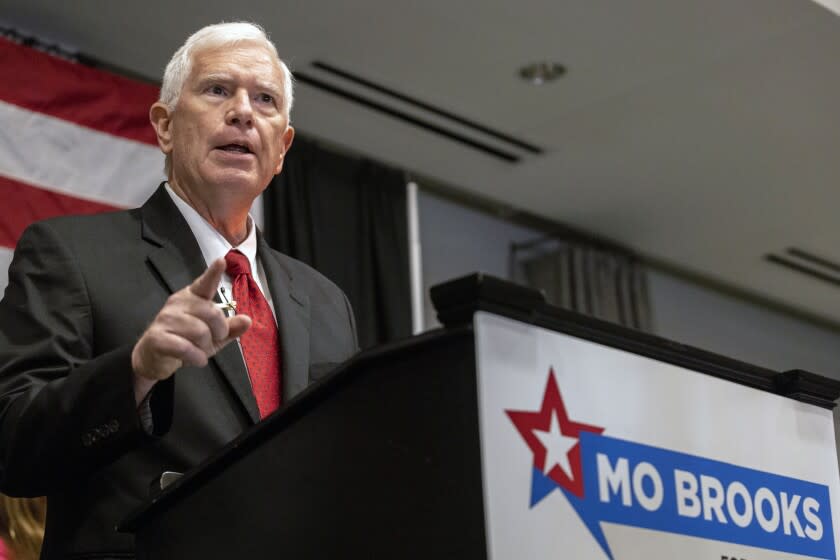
left=164, top=183, right=258, bottom=269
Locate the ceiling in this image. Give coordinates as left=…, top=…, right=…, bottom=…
left=4, top=0, right=840, bottom=324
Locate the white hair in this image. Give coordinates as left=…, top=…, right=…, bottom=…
left=158, top=22, right=294, bottom=175
left=160, top=22, right=293, bottom=116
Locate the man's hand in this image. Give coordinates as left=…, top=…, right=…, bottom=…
left=131, top=259, right=252, bottom=386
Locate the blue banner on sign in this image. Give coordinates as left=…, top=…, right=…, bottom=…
left=562, top=433, right=836, bottom=558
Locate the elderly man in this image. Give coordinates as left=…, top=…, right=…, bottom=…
left=0, top=22, right=358, bottom=559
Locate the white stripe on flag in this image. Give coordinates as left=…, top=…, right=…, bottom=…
left=0, top=247, right=12, bottom=295
left=0, top=100, right=164, bottom=207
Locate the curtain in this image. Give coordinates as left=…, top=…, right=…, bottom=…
left=263, top=135, right=412, bottom=349
left=512, top=240, right=653, bottom=331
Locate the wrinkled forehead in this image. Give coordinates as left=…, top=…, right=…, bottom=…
left=189, top=40, right=286, bottom=83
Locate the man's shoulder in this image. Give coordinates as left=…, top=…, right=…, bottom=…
left=25, top=208, right=140, bottom=241
left=260, top=245, right=359, bottom=354
left=260, top=246, right=346, bottom=301
left=12, top=209, right=142, bottom=263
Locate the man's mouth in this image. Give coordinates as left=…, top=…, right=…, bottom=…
left=217, top=144, right=252, bottom=154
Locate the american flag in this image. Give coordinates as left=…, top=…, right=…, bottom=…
left=0, top=35, right=164, bottom=293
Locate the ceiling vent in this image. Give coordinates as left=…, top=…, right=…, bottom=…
left=294, top=61, right=543, bottom=163
left=765, top=248, right=840, bottom=288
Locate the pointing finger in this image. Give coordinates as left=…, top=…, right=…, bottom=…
left=189, top=258, right=226, bottom=300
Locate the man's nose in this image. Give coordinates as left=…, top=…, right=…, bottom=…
left=225, top=90, right=253, bottom=127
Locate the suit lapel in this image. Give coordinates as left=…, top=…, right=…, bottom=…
left=258, top=234, right=311, bottom=402
left=141, top=184, right=260, bottom=423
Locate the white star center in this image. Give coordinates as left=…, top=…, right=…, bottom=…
left=534, top=410, right=578, bottom=480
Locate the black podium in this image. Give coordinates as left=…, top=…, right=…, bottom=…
left=120, top=274, right=840, bottom=559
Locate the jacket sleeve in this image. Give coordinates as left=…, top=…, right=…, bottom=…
left=0, top=221, right=157, bottom=496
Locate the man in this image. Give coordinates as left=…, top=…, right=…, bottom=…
left=0, top=22, right=358, bottom=558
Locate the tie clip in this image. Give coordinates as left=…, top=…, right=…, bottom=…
left=215, top=301, right=237, bottom=313
left=217, top=287, right=237, bottom=315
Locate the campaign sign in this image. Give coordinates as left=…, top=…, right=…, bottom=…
left=474, top=312, right=840, bottom=560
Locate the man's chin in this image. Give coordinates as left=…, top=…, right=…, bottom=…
left=206, top=171, right=264, bottom=195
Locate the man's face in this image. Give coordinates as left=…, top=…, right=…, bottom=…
left=158, top=42, right=294, bottom=203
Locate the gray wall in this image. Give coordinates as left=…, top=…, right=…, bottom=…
left=418, top=190, right=542, bottom=329
left=649, top=270, right=840, bottom=380
left=419, top=189, right=840, bottom=380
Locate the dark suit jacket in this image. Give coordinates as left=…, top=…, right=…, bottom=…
left=0, top=185, right=358, bottom=559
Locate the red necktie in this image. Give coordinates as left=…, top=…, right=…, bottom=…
left=224, top=249, right=282, bottom=418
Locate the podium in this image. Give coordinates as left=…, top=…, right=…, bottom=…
left=121, top=274, right=840, bottom=559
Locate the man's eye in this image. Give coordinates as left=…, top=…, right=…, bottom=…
left=258, top=93, right=274, bottom=104
left=209, top=85, right=225, bottom=95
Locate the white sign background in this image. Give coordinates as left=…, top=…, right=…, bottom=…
left=474, top=312, right=840, bottom=560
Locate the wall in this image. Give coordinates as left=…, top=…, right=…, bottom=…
left=648, top=269, right=840, bottom=380
left=418, top=190, right=542, bottom=329
left=419, top=189, right=840, bottom=378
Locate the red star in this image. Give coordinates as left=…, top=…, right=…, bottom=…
left=506, top=368, right=604, bottom=497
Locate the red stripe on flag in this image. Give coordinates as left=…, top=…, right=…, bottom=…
left=0, top=175, right=120, bottom=248
left=0, top=37, right=160, bottom=146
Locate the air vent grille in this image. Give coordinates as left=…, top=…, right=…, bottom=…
left=294, top=61, right=543, bottom=163
left=765, top=248, right=840, bottom=288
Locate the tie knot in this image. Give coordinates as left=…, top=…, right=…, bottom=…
left=224, top=250, right=251, bottom=277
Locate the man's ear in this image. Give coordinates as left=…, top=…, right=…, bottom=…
left=274, top=126, right=295, bottom=175
left=150, top=102, right=174, bottom=155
